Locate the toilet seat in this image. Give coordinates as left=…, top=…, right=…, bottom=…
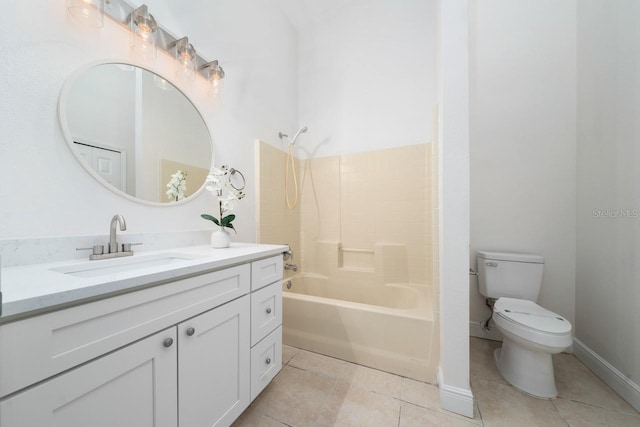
left=494, top=297, right=572, bottom=350
left=495, top=298, right=571, bottom=334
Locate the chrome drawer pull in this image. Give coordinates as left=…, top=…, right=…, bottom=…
left=266, top=307, right=272, bottom=314
left=163, top=338, right=174, bottom=348
left=186, top=327, right=195, bottom=336
left=265, top=358, right=271, bottom=365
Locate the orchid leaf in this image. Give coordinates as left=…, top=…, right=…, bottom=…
left=201, top=214, right=220, bottom=226
left=221, top=214, right=236, bottom=226
left=226, top=223, right=237, bottom=234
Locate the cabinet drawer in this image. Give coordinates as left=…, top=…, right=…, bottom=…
left=250, top=326, right=282, bottom=401
left=251, top=256, right=283, bottom=291
left=250, top=281, right=283, bottom=346
left=0, top=264, right=250, bottom=398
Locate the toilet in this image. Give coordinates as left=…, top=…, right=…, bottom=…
left=477, top=251, right=572, bottom=398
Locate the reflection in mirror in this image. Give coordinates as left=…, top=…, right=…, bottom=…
left=60, top=62, right=213, bottom=205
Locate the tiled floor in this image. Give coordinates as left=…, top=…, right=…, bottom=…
left=233, top=338, right=640, bottom=426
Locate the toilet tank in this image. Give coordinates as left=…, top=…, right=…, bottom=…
left=477, top=251, right=544, bottom=301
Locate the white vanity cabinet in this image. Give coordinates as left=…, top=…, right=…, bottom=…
left=0, top=250, right=284, bottom=427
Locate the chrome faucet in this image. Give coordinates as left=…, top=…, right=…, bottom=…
left=76, top=214, right=141, bottom=260
left=284, top=263, right=298, bottom=272
left=109, top=214, right=127, bottom=254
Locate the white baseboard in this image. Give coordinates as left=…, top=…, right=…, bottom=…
left=573, top=338, right=640, bottom=412
left=437, top=367, right=474, bottom=418
left=469, top=321, right=503, bottom=341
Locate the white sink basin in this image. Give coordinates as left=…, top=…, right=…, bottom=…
left=51, top=253, right=198, bottom=278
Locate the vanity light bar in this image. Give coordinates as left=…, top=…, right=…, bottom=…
left=94, top=0, right=223, bottom=81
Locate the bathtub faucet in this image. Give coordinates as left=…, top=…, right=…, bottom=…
left=284, top=263, right=298, bottom=272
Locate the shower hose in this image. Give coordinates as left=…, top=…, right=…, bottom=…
left=285, top=143, right=298, bottom=209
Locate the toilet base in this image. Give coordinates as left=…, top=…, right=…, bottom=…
left=494, top=339, right=558, bottom=399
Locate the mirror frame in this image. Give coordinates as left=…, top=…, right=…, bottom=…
left=58, top=59, right=214, bottom=207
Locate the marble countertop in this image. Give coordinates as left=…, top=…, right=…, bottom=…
left=0, top=243, right=287, bottom=323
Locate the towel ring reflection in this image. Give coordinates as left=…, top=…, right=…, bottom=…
left=229, top=168, right=246, bottom=191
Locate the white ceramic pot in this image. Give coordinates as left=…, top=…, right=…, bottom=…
left=211, top=228, right=231, bottom=248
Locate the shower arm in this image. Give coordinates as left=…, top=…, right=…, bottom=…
left=278, top=126, right=307, bottom=145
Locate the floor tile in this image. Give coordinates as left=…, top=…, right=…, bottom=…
left=470, top=337, right=507, bottom=384
left=472, top=377, right=568, bottom=427
left=340, top=363, right=405, bottom=398
left=240, top=341, right=640, bottom=427
left=288, top=349, right=351, bottom=379
left=282, top=344, right=299, bottom=365
left=313, top=381, right=401, bottom=427
left=554, top=352, right=639, bottom=416
left=400, top=403, right=479, bottom=427
left=401, top=377, right=483, bottom=424
left=401, top=377, right=441, bottom=408
left=231, top=404, right=289, bottom=427
left=251, top=365, right=336, bottom=426
left=553, top=398, right=640, bottom=427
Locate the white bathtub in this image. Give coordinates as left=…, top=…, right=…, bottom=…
left=282, top=274, right=437, bottom=382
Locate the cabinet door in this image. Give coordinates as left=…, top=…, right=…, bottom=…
left=0, top=328, right=178, bottom=427
left=178, top=295, right=250, bottom=427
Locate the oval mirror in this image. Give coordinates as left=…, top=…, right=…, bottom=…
left=59, top=62, right=213, bottom=205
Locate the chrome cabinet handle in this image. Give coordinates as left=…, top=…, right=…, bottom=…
left=186, top=327, right=195, bottom=336
left=266, top=307, right=272, bottom=314
left=265, top=358, right=271, bottom=365
left=163, top=338, right=174, bottom=348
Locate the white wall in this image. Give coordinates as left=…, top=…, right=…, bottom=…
left=296, top=0, right=437, bottom=158
left=576, top=0, right=640, bottom=391
left=468, top=0, right=577, bottom=328
left=0, top=1, right=298, bottom=243
left=438, top=0, right=473, bottom=417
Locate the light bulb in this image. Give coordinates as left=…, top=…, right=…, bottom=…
left=67, top=0, right=104, bottom=28
left=130, top=5, right=158, bottom=60
left=174, top=37, right=196, bottom=82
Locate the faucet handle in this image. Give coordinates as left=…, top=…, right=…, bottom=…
left=77, top=245, right=104, bottom=256
left=122, top=242, right=143, bottom=253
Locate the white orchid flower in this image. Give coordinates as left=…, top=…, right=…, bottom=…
left=166, top=170, right=188, bottom=201
left=221, top=199, right=237, bottom=213
left=202, top=164, right=246, bottom=232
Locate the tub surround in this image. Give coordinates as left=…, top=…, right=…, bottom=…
left=257, top=142, right=438, bottom=383
left=0, top=243, right=286, bottom=322
left=257, top=141, right=433, bottom=286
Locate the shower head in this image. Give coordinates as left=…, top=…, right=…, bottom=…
left=290, top=126, right=308, bottom=145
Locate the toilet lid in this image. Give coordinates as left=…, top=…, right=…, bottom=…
left=494, top=298, right=571, bottom=334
